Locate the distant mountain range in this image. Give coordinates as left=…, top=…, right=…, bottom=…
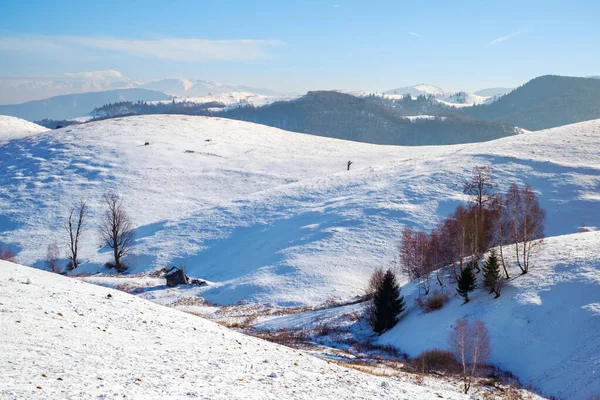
left=139, top=79, right=279, bottom=97
left=3, top=74, right=599, bottom=137
left=0, top=70, right=279, bottom=105
left=0, top=89, right=170, bottom=121
left=0, top=70, right=139, bottom=105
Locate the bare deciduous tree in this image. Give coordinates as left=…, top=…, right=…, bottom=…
left=488, top=195, right=511, bottom=279
left=399, top=227, right=432, bottom=294
left=365, top=267, right=385, bottom=299
left=463, top=166, right=495, bottom=215
left=65, top=199, right=88, bottom=270
left=505, top=184, right=546, bottom=274
left=449, top=317, right=491, bottom=394
left=463, top=166, right=496, bottom=262
left=45, top=241, right=61, bottom=273
left=99, top=193, right=135, bottom=273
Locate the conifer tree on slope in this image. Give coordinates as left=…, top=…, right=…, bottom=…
left=482, top=250, right=503, bottom=298
left=457, top=265, right=477, bottom=303
left=372, top=269, right=406, bottom=334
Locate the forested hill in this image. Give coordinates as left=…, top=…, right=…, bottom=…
left=462, top=75, right=600, bottom=130
left=220, top=91, right=519, bottom=146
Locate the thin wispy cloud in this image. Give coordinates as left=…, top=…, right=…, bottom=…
left=408, top=32, right=422, bottom=38
left=486, top=30, right=523, bottom=47
left=0, top=34, right=285, bottom=61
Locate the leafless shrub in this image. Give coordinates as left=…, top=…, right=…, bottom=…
left=365, top=267, right=385, bottom=299
left=0, top=245, right=15, bottom=262
left=346, top=311, right=362, bottom=322
left=45, top=241, right=61, bottom=273
left=417, top=291, right=450, bottom=313
left=314, top=323, right=335, bottom=336
left=412, top=348, right=461, bottom=374
left=413, top=374, right=424, bottom=385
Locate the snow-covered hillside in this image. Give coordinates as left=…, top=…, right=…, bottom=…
left=384, top=84, right=449, bottom=98
left=0, top=115, right=599, bottom=306
left=435, top=91, right=490, bottom=107
left=153, top=91, right=297, bottom=110
left=255, top=231, right=600, bottom=399
left=0, top=115, right=48, bottom=142
left=0, top=262, right=468, bottom=399
left=377, top=231, right=600, bottom=400
left=346, top=85, right=492, bottom=107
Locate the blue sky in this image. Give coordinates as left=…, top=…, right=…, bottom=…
left=1, top=0, right=599, bottom=92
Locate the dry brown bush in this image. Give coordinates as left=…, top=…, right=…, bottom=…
left=417, top=291, right=450, bottom=313
left=412, top=348, right=461, bottom=374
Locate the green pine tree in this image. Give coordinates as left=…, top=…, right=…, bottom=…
left=372, top=269, right=406, bottom=334
left=482, top=250, right=502, bottom=298
left=456, top=265, right=477, bottom=303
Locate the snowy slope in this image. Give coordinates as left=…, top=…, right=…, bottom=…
left=474, top=87, right=514, bottom=98
left=384, top=84, right=449, bottom=97
left=154, top=91, right=297, bottom=109
left=435, top=91, right=489, bottom=107
left=378, top=232, right=600, bottom=400
left=0, top=115, right=48, bottom=141
left=254, top=232, right=600, bottom=400
left=0, top=115, right=599, bottom=306
left=0, top=261, right=467, bottom=400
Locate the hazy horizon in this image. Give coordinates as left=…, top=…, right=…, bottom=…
left=2, top=0, right=600, bottom=97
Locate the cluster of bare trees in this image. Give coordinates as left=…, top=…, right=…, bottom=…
left=399, top=166, right=546, bottom=294
left=48, top=193, right=135, bottom=273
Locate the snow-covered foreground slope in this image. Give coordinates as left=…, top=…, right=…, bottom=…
left=0, top=115, right=48, bottom=141
left=255, top=231, right=600, bottom=400
left=0, top=115, right=599, bottom=305
left=0, top=262, right=467, bottom=400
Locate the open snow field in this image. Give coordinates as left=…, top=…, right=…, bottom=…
left=0, top=114, right=599, bottom=306
left=0, top=261, right=470, bottom=400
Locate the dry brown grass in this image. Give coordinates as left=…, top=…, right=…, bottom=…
left=251, top=328, right=311, bottom=348
left=114, top=281, right=155, bottom=294
left=169, top=296, right=214, bottom=307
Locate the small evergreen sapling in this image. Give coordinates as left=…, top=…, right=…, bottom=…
left=482, top=250, right=503, bottom=298
left=456, top=265, right=477, bottom=303
left=371, top=269, right=406, bottom=334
